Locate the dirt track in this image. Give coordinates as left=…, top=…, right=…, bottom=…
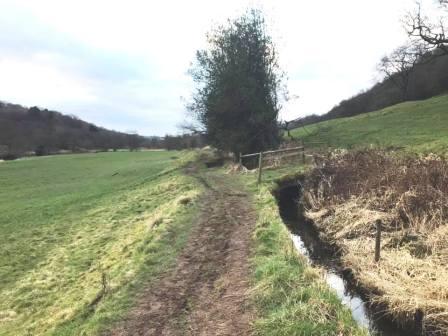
left=107, top=170, right=255, bottom=336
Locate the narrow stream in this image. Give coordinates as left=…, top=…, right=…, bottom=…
left=275, top=182, right=415, bottom=336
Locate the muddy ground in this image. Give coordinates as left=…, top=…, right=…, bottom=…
left=107, top=170, right=255, bottom=336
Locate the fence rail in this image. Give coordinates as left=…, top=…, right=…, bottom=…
left=239, top=145, right=306, bottom=184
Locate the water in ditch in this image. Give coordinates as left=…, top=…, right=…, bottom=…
left=276, top=182, right=415, bottom=336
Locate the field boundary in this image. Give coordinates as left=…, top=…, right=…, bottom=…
left=240, top=146, right=305, bottom=184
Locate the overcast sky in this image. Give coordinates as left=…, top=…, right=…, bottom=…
left=0, top=0, right=420, bottom=136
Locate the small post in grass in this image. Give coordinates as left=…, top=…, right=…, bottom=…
left=257, top=151, right=263, bottom=185
left=239, top=152, right=242, bottom=165
left=375, top=219, right=382, bottom=262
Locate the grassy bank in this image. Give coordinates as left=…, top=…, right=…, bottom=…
left=303, top=150, right=448, bottom=334
left=291, top=94, right=448, bottom=154
left=0, top=151, right=202, bottom=335
left=241, top=166, right=367, bottom=335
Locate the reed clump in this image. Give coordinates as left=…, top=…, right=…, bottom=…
left=303, top=149, right=448, bottom=334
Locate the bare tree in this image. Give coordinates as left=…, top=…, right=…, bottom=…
left=377, top=43, right=426, bottom=99
left=177, top=120, right=205, bottom=135
left=406, top=0, right=448, bottom=54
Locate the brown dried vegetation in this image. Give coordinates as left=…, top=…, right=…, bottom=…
left=303, top=149, right=448, bottom=334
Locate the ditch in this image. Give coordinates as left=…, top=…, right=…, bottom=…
left=274, top=180, right=420, bottom=336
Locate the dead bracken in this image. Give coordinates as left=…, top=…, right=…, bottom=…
left=303, top=149, right=448, bottom=334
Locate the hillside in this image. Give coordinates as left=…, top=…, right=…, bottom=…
left=0, top=102, right=145, bottom=158
left=290, top=52, right=448, bottom=129
left=290, top=94, right=448, bottom=153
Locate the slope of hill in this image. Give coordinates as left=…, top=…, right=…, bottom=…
left=290, top=52, right=448, bottom=129
left=0, top=102, right=145, bottom=158
left=291, top=94, right=448, bottom=153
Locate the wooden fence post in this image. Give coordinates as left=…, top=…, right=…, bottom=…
left=239, top=152, right=242, bottom=165
left=301, top=141, right=305, bottom=163
left=257, top=152, right=263, bottom=185
left=375, top=219, right=382, bottom=262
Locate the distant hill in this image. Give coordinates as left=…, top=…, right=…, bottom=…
left=290, top=52, right=448, bottom=129
left=291, top=94, right=448, bottom=154
left=0, top=102, right=145, bottom=159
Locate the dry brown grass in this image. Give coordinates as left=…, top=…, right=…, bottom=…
left=303, top=149, right=448, bottom=334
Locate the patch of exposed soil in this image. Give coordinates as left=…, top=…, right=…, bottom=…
left=107, top=170, right=255, bottom=336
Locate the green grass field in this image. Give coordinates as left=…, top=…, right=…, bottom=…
left=291, top=94, right=448, bottom=153
left=0, top=151, right=201, bottom=335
